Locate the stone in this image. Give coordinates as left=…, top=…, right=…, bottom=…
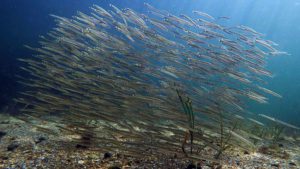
left=78, top=160, right=85, bottom=164
left=215, top=165, right=222, bottom=169
left=186, top=163, right=196, bottom=169
left=271, top=163, right=279, bottom=167
left=35, top=136, right=47, bottom=144
left=103, top=152, right=112, bottom=159
left=75, top=144, right=88, bottom=149
left=108, top=166, right=121, bottom=169
left=7, top=142, right=19, bottom=151
left=0, top=131, right=6, bottom=139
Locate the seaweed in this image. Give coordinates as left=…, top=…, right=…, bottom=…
left=214, top=115, right=239, bottom=159
left=250, top=123, right=284, bottom=143
left=248, top=124, right=265, bottom=145
left=270, top=124, right=284, bottom=143
left=176, top=90, right=195, bottom=156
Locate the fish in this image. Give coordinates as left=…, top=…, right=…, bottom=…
left=248, top=118, right=265, bottom=126
left=269, top=51, right=291, bottom=56
left=123, top=8, right=148, bottom=28
left=238, top=25, right=264, bottom=37
left=217, top=16, right=230, bottom=20
left=144, top=3, right=169, bottom=17
left=179, top=14, right=198, bottom=27
left=109, top=4, right=128, bottom=26
left=257, top=86, right=282, bottom=98
left=227, top=130, right=255, bottom=147
left=92, top=5, right=113, bottom=19
left=255, top=39, right=277, bottom=52
left=193, top=10, right=215, bottom=20
left=259, top=114, right=300, bottom=130
left=166, top=14, right=194, bottom=26
left=148, top=18, right=169, bottom=31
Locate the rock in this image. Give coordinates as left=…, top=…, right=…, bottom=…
left=78, top=160, right=85, bottom=164
left=1, top=155, right=9, bottom=160
left=20, top=162, right=27, bottom=169
left=7, top=142, right=19, bottom=151
left=0, top=120, right=10, bottom=124
left=185, top=163, right=196, bottom=169
left=124, top=160, right=132, bottom=166
left=75, top=144, right=88, bottom=149
left=0, top=131, right=6, bottom=139
left=281, top=151, right=290, bottom=159
left=10, top=136, right=16, bottom=141
left=196, top=162, right=202, bottom=169
left=107, top=162, right=122, bottom=169
left=215, top=165, right=222, bottom=169
left=134, top=159, right=141, bottom=164
left=116, top=153, right=122, bottom=158
left=122, top=165, right=131, bottom=169
left=103, top=152, right=112, bottom=159
left=34, top=136, right=47, bottom=144
left=41, top=157, right=49, bottom=163
left=271, top=163, right=279, bottom=167
left=258, top=146, right=269, bottom=154
left=108, top=166, right=121, bottom=169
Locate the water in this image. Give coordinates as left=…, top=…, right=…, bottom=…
left=1, top=0, right=299, bottom=124
left=0, top=0, right=300, bottom=167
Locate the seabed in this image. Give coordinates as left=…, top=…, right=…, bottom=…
left=0, top=113, right=299, bottom=169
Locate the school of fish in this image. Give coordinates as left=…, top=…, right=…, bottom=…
left=15, top=3, right=297, bottom=160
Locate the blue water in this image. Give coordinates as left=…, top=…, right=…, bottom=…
left=0, top=0, right=299, bottom=125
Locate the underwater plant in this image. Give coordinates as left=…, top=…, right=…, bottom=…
left=214, top=115, right=239, bottom=159
left=176, top=89, right=195, bottom=156
left=261, top=124, right=284, bottom=143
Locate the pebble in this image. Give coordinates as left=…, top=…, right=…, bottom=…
left=41, top=157, right=49, bottom=163
left=0, top=131, right=6, bottom=139
left=215, top=165, right=222, bottom=169
left=122, top=165, right=131, bottom=169
left=7, top=142, right=19, bottom=151
left=271, top=163, right=279, bottom=167
left=78, top=160, right=85, bottom=164
left=0, top=120, right=10, bottom=124
left=34, top=136, right=47, bottom=144
left=134, top=159, right=141, bottom=164
left=108, top=166, right=121, bottom=169
left=75, top=144, right=88, bottom=149
left=1, top=155, right=9, bottom=160
left=104, top=152, right=112, bottom=159
left=185, top=163, right=196, bottom=169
